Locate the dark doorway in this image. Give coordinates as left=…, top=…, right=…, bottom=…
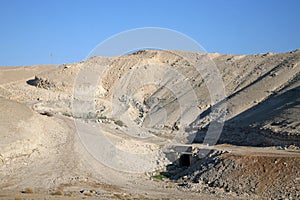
left=179, top=154, right=191, bottom=167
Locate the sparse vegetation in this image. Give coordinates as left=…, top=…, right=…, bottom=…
left=86, top=112, right=96, bottom=119
left=114, top=119, right=124, bottom=127
left=1, top=49, right=300, bottom=200
left=62, top=112, right=72, bottom=117
left=21, top=187, right=34, bottom=194
left=39, top=111, right=53, bottom=117
left=97, top=115, right=107, bottom=120
left=150, top=174, right=167, bottom=181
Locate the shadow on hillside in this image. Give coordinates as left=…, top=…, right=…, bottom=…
left=192, top=86, right=300, bottom=147
left=26, top=78, right=37, bottom=86
left=161, top=86, right=300, bottom=182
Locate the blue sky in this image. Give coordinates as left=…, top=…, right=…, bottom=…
left=0, top=0, right=299, bottom=66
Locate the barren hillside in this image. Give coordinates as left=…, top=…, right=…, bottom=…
left=0, top=50, right=299, bottom=199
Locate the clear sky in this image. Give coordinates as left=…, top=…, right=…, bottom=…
left=1, top=0, right=299, bottom=66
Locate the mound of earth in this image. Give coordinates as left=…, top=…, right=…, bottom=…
left=163, top=147, right=300, bottom=199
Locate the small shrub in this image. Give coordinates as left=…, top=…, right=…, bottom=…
left=22, top=187, right=34, bottom=194
left=40, top=111, right=53, bottom=117
left=97, top=115, right=107, bottom=120
left=86, top=112, right=95, bottom=119
left=150, top=174, right=167, bottom=181
left=62, top=112, right=72, bottom=117
left=114, top=120, right=124, bottom=127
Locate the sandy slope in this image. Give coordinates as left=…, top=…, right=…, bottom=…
left=0, top=49, right=299, bottom=199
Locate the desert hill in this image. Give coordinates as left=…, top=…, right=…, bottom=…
left=0, top=50, right=299, bottom=199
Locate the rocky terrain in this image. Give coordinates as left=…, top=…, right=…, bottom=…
left=0, top=49, right=299, bottom=199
